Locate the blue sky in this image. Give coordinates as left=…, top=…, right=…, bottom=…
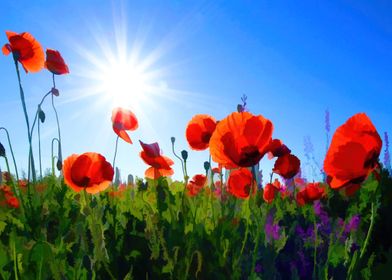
left=1, top=0, right=391, bottom=182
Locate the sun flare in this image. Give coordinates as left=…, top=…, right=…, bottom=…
left=99, top=60, right=148, bottom=106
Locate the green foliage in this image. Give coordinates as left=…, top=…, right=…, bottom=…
left=0, top=171, right=390, bottom=279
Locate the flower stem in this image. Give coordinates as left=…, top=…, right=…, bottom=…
left=0, top=127, right=19, bottom=181
left=313, top=219, right=318, bottom=279
left=51, top=75, right=62, bottom=171
left=359, top=201, right=376, bottom=260
left=51, top=138, right=60, bottom=176
left=13, top=59, right=36, bottom=182
left=112, top=135, right=119, bottom=171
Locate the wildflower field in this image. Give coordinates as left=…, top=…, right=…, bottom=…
left=1, top=30, right=392, bottom=280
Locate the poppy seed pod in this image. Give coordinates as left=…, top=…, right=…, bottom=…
left=0, top=142, right=5, bottom=157
left=181, top=150, right=188, bottom=161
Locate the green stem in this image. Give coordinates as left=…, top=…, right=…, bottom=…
left=0, top=127, right=19, bottom=181
left=38, top=117, right=42, bottom=179
left=112, top=135, right=119, bottom=171
left=12, top=236, right=18, bottom=280
left=171, top=140, right=185, bottom=180
left=13, top=59, right=36, bottom=182
left=359, top=202, right=376, bottom=260
left=51, top=75, right=62, bottom=170
left=313, top=219, right=318, bottom=279
left=30, top=91, right=51, bottom=136
left=51, top=138, right=60, bottom=176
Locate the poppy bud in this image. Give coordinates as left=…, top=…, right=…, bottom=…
left=237, top=104, right=244, bottom=113
left=204, top=161, right=210, bottom=173
left=181, top=150, right=188, bottom=161
left=0, top=142, right=5, bottom=157
left=51, top=87, right=60, bottom=96
left=38, top=107, right=46, bottom=123
left=171, top=137, right=176, bottom=144
left=56, top=159, right=62, bottom=171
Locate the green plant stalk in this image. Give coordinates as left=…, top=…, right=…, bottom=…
left=112, top=135, right=119, bottom=171
left=0, top=127, right=19, bottom=181
left=313, top=219, right=318, bottom=279
left=359, top=201, right=376, bottom=260
left=171, top=140, right=185, bottom=178
left=51, top=138, right=59, bottom=176
left=12, top=236, right=18, bottom=280
left=30, top=91, right=51, bottom=136
left=38, top=119, right=42, bottom=178
left=4, top=155, right=26, bottom=217
left=13, top=59, right=36, bottom=182
left=51, top=75, right=62, bottom=171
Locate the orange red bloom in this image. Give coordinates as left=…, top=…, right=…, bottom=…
left=227, top=168, right=254, bottom=199
left=186, top=174, right=207, bottom=197
left=45, top=49, right=69, bottom=75
left=265, top=139, right=291, bottom=159
left=63, top=152, right=114, bottom=194
left=186, top=114, right=217, bottom=150
left=324, top=113, right=382, bottom=192
left=273, top=154, right=300, bottom=179
left=263, top=179, right=282, bottom=203
left=209, top=112, right=273, bottom=169
left=2, top=31, right=44, bottom=73
left=112, top=107, right=139, bottom=144
left=296, top=182, right=325, bottom=206
left=139, top=141, right=174, bottom=179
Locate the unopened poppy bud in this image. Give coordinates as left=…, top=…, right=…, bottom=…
left=0, top=142, right=5, bottom=157
left=204, top=161, right=210, bottom=173
left=237, top=104, right=244, bottom=113
left=171, top=137, right=176, bottom=144
left=51, top=87, right=60, bottom=96
left=38, top=107, right=46, bottom=123
left=181, top=150, right=188, bottom=161
left=56, top=159, right=62, bottom=171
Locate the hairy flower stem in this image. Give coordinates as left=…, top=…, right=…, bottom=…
left=13, top=59, right=36, bottom=182
left=313, top=218, right=318, bottom=279
left=4, top=155, right=26, bottom=218
left=38, top=119, right=42, bottom=178
left=112, top=135, right=119, bottom=174
left=51, top=74, right=62, bottom=171
left=0, top=127, right=19, bottom=181
left=51, top=138, right=60, bottom=176
left=170, top=140, right=185, bottom=179
left=359, top=202, right=376, bottom=260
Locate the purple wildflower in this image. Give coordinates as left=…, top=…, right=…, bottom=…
left=325, top=109, right=330, bottom=134
left=254, top=263, right=262, bottom=273
left=384, top=132, right=391, bottom=172
left=344, top=215, right=360, bottom=234
left=313, top=201, right=331, bottom=235
left=265, top=211, right=280, bottom=242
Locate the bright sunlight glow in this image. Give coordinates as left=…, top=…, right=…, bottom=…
left=99, top=61, right=148, bottom=106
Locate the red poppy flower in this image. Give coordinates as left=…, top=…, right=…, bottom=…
left=139, top=141, right=174, bottom=179
left=227, top=168, right=254, bottom=199
left=186, top=174, right=207, bottom=197
left=265, top=139, right=291, bottom=159
left=273, top=154, right=300, bottom=179
left=45, top=49, right=69, bottom=75
left=2, top=31, right=44, bottom=73
left=263, top=179, right=281, bottom=203
left=63, top=152, right=114, bottom=194
left=209, top=112, right=273, bottom=169
left=5, top=195, right=19, bottom=208
left=296, top=182, right=325, bottom=206
left=186, top=114, right=217, bottom=150
left=112, top=107, right=139, bottom=144
left=324, top=113, right=382, bottom=192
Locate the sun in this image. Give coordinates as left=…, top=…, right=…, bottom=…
left=98, top=59, right=149, bottom=107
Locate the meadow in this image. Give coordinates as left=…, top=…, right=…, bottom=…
left=1, top=30, right=392, bottom=280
